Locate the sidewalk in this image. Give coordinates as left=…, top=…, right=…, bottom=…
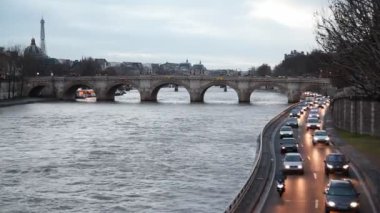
left=0, top=97, right=56, bottom=107
left=325, top=109, right=380, bottom=212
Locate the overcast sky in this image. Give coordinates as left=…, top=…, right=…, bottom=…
left=0, top=0, right=328, bottom=70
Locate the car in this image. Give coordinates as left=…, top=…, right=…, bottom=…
left=309, top=108, right=319, bottom=114
left=298, top=102, right=309, bottom=111
left=312, top=130, right=330, bottom=145
left=308, top=112, right=320, bottom=119
left=285, top=117, right=299, bottom=128
left=280, top=138, right=298, bottom=153
left=306, top=118, right=321, bottom=130
left=282, top=153, right=304, bottom=174
left=318, top=101, right=325, bottom=108
left=289, top=109, right=301, bottom=118
left=279, top=126, right=294, bottom=138
left=324, top=153, right=350, bottom=176
left=324, top=179, right=360, bottom=213
left=294, top=106, right=304, bottom=115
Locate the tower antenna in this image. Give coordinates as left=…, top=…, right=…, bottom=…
left=40, top=17, right=46, bottom=55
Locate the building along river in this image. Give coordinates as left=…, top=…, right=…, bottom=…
left=0, top=87, right=288, bottom=212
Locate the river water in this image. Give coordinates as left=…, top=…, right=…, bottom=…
left=0, top=87, right=288, bottom=213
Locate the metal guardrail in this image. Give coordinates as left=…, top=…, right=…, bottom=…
left=225, top=104, right=295, bottom=213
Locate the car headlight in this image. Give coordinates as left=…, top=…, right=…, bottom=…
left=327, top=164, right=333, bottom=169
left=307, top=124, right=311, bottom=127
left=343, top=164, right=349, bottom=169
left=277, top=184, right=284, bottom=188
left=313, top=137, right=318, bottom=141
left=325, top=136, right=330, bottom=141
left=297, top=165, right=302, bottom=169
left=350, top=201, right=359, bottom=208
left=317, top=124, right=321, bottom=127
left=285, top=165, right=290, bottom=169
left=281, top=146, right=285, bottom=149
left=327, top=201, right=336, bottom=207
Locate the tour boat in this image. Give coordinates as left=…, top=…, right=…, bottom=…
left=76, top=88, right=97, bottom=102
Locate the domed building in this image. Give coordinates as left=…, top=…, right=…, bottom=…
left=24, top=38, right=46, bottom=58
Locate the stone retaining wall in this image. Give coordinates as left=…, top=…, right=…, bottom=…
left=332, top=98, right=380, bottom=136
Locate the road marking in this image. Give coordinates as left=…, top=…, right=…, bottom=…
left=313, top=172, right=317, bottom=179
left=315, top=199, right=319, bottom=209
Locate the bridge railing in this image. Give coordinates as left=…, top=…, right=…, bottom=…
left=24, top=75, right=331, bottom=84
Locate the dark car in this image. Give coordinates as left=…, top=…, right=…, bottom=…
left=289, top=109, right=301, bottom=118
left=324, top=179, right=360, bottom=212
left=285, top=117, right=299, bottom=128
left=324, top=153, right=350, bottom=176
left=280, top=138, right=298, bottom=153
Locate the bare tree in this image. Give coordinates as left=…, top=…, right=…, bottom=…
left=316, top=0, right=380, bottom=99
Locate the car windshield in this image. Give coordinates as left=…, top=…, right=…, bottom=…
left=327, top=155, right=345, bottom=162
left=281, top=126, right=292, bottom=131
left=285, top=155, right=302, bottom=162
left=328, top=186, right=357, bottom=196
left=307, top=118, right=319, bottom=123
left=282, top=139, right=295, bottom=144
left=315, top=131, right=327, bottom=136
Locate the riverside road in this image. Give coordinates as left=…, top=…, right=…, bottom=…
left=260, top=106, right=376, bottom=213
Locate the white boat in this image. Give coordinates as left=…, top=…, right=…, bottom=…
left=76, top=88, right=97, bottom=102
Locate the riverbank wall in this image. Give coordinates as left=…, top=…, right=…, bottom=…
left=331, top=97, right=380, bottom=136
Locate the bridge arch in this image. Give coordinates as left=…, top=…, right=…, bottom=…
left=147, top=80, right=191, bottom=102
left=198, top=81, right=239, bottom=103
left=63, top=83, right=97, bottom=101
left=104, top=81, right=141, bottom=101
left=301, top=84, right=326, bottom=95
left=250, top=82, right=288, bottom=95
left=248, top=82, right=289, bottom=102
left=27, top=85, right=47, bottom=97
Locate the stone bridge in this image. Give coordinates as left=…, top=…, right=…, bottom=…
left=22, top=76, right=334, bottom=103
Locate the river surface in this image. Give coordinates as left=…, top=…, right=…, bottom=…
left=0, top=87, right=288, bottom=213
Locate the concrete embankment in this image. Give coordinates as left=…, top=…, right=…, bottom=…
left=0, top=98, right=57, bottom=108
left=225, top=105, right=294, bottom=213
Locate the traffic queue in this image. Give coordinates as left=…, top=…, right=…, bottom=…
left=276, top=93, right=360, bottom=213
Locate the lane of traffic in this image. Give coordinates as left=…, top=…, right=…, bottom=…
left=261, top=96, right=373, bottom=213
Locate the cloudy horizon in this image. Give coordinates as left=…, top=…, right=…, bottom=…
left=0, top=0, right=328, bottom=70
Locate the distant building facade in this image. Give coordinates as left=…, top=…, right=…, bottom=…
left=284, top=50, right=305, bottom=60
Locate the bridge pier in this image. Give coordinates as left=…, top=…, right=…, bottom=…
left=238, top=91, right=251, bottom=103
left=140, top=91, right=157, bottom=102
left=287, top=90, right=301, bottom=103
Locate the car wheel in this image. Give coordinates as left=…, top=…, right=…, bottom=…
left=345, top=170, right=350, bottom=176
left=312, top=142, right=316, bottom=145
left=325, top=169, right=329, bottom=175
left=325, top=208, right=330, bottom=213
left=326, top=142, right=329, bottom=145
